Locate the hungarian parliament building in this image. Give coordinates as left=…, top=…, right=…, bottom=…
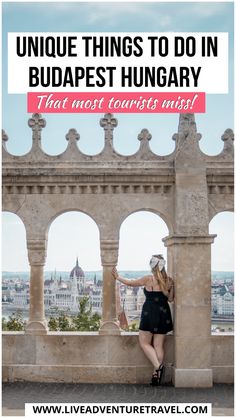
left=5, top=258, right=145, bottom=317
left=2, top=259, right=234, bottom=321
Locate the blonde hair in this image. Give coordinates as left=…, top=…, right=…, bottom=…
left=151, top=254, right=169, bottom=295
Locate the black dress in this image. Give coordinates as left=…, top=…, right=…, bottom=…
left=139, top=288, right=173, bottom=334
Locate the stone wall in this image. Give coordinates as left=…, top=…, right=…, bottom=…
left=2, top=332, right=233, bottom=384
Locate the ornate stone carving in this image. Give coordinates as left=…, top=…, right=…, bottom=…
left=173, top=113, right=202, bottom=145
left=138, top=128, right=152, bottom=142
left=163, top=234, right=217, bottom=246
left=178, top=113, right=197, bottom=136
left=221, top=128, right=234, bottom=156
left=1, top=112, right=233, bottom=168
left=137, top=128, right=154, bottom=157
left=173, top=114, right=203, bottom=171
left=3, top=183, right=173, bottom=195
left=28, top=113, right=46, bottom=144
left=221, top=128, right=234, bottom=142
left=208, top=185, right=234, bottom=195
left=100, top=113, right=118, bottom=148
left=100, top=240, right=119, bottom=266
left=2, top=129, right=8, bottom=151
left=100, top=113, right=118, bottom=130
left=66, top=128, right=80, bottom=143
left=27, top=239, right=47, bottom=265
left=2, top=113, right=234, bottom=223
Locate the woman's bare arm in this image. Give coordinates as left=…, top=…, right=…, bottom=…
left=112, top=267, right=149, bottom=287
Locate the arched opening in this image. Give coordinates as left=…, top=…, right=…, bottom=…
left=45, top=211, right=102, bottom=331
left=117, top=211, right=169, bottom=331
left=209, top=211, right=234, bottom=333
left=2, top=212, right=28, bottom=328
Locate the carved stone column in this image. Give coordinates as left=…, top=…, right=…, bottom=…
left=25, top=239, right=48, bottom=335
left=99, top=240, right=120, bottom=335
left=167, top=113, right=216, bottom=387
left=163, top=234, right=216, bottom=387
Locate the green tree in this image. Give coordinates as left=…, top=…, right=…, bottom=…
left=72, top=296, right=101, bottom=331
left=58, top=314, right=72, bottom=331
left=48, top=316, right=58, bottom=331
left=48, top=311, right=74, bottom=331
left=4, top=311, right=25, bottom=331
left=90, top=312, right=101, bottom=331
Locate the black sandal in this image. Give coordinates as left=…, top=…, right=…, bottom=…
left=151, top=370, right=159, bottom=386
left=157, top=363, right=165, bottom=385
left=151, top=363, right=165, bottom=386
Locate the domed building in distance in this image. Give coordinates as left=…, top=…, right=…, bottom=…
left=69, top=257, right=85, bottom=292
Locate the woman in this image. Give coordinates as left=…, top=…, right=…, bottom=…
left=112, top=254, right=174, bottom=386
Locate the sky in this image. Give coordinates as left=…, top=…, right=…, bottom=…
left=1, top=210, right=234, bottom=271
left=2, top=1, right=234, bottom=271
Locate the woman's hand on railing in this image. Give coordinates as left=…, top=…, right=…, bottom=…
left=112, top=267, right=119, bottom=280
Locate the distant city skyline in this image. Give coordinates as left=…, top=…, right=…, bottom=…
left=3, top=261, right=233, bottom=330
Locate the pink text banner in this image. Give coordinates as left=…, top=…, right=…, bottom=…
left=28, top=92, right=205, bottom=113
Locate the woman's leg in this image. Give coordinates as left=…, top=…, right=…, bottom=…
left=139, top=330, right=160, bottom=369
left=153, top=334, right=166, bottom=364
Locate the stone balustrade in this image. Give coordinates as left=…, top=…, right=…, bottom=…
left=2, top=333, right=233, bottom=384
left=2, top=113, right=234, bottom=387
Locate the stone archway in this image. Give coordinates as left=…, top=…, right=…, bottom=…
left=2, top=112, right=234, bottom=387
left=117, top=210, right=170, bottom=331
left=118, top=209, right=170, bottom=269
left=45, top=210, right=101, bottom=318
left=209, top=211, right=234, bottom=330
left=209, top=211, right=234, bottom=271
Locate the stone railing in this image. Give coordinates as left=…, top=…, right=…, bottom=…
left=2, top=332, right=233, bottom=384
